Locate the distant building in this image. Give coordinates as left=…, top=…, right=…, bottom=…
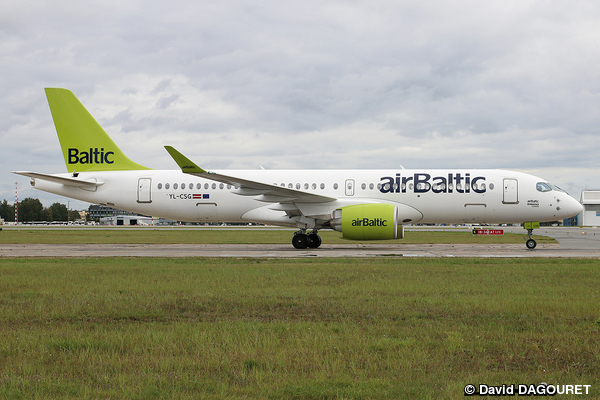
left=88, top=205, right=140, bottom=221
left=100, top=215, right=154, bottom=226
left=579, top=191, right=600, bottom=226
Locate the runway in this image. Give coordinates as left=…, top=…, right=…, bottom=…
left=1, top=227, right=599, bottom=258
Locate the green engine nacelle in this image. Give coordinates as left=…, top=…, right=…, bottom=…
left=331, top=204, right=404, bottom=240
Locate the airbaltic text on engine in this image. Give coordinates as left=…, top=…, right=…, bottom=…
left=68, top=148, right=115, bottom=164
left=379, top=173, right=486, bottom=194
left=352, top=218, right=387, bottom=227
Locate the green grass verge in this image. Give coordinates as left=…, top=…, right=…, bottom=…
left=0, top=257, right=598, bottom=399
left=0, top=228, right=554, bottom=245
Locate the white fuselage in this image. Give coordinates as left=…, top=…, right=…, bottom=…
left=29, top=168, right=582, bottom=227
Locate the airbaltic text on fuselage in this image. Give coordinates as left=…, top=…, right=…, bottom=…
left=379, top=173, right=486, bottom=194
left=68, top=148, right=114, bottom=164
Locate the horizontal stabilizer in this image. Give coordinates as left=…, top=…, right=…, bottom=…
left=12, top=171, right=104, bottom=187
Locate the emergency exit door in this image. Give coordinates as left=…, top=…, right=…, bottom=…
left=345, top=179, right=355, bottom=196
left=137, top=178, right=152, bottom=203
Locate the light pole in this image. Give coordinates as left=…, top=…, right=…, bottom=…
left=14, top=182, right=17, bottom=225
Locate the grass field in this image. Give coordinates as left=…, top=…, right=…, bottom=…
left=0, top=256, right=598, bottom=399
left=0, top=228, right=555, bottom=245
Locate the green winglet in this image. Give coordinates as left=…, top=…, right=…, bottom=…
left=164, top=146, right=207, bottom=174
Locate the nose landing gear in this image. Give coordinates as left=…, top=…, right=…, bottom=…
left=524, top=222, right=540, bottom=249
left=292, top=230, right=322, bottom=249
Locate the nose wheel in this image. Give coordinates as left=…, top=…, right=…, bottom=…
left=292, top=231, right=322, bottom=249
left=523, top=222, right=539, bottom=249
left=526, top=237, right=537, bottom=249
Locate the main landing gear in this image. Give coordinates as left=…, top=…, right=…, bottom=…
left=524, top=222, right=540, bottom=249
left=292, top=230, right=322, bottom=249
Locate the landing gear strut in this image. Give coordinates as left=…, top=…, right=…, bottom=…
left=524, top=222, right=539, bottom=249
left=292, top=230, right=322, bottom=249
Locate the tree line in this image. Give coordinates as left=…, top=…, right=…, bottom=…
left=0, top=198, right=82, bottom=223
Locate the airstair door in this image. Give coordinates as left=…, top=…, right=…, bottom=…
left=503, top=179, right=518, bottom=204
left=137, top=178, right=152, bottom=203
left=345, top=179, right=355, bottom=196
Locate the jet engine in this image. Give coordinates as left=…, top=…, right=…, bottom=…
left=330, top=203, right=413, bottom=240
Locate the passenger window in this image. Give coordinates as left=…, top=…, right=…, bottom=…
left=361, top=183, right=366, bottom=190
left=312, top=183, right=317, bottom=190
left=369, top=183, right=374, bottom=190
left=219, top=183, right=224, bottom=189
left=165, top=183, right=170, bottom=189
left=320, top=183, right=325, bottom=190
left=296, top=183, right=300, bottom=189
left=158, top=183, right=162, bottom=190
left=174, top=183, right=178, bottom=190
left=204, top=183, right=209, bottom=189
left=197, top=183, right=201, bottom=189
left=333, top=183, right=339, bottom=190
left=212, top=183, right=216, bottom=189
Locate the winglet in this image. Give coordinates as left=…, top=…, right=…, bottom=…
left=164, top=146, right=207, bottom=174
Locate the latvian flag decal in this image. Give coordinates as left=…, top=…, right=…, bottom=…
left=193, top=194, right=210, bottom=199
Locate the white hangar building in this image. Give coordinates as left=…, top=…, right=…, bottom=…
left=579, top=191, right=600, bottom=226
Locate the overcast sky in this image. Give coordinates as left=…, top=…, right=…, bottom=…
left=2, top=0, right=600, bottom=209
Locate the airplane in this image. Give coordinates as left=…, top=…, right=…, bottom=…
left=14, top=88, right=583, bottom=249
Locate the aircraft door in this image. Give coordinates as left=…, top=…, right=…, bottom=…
left=345, top=179, right=355, bottom=196
left=137, top=178, right=152, bottom=203
left=196, top=203, right=217, bottom=221
left=464, top=204, right=486, bottom=222
left=503, top=179, right=518, bottom=204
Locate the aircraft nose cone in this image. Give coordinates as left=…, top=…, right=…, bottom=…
left=562, top=196, right=583, bottom=217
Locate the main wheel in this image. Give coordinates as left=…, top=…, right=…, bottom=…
left=292, top=233, right=309, bottom=249
left=307, top=233, right=322, bottom=248
left=526, top=238, right=537, bottom=249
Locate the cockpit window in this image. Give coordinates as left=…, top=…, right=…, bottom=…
left=536, top=182, right=568, bottom=194
left=548, top=183, right=566, bottom=193
left=536, top=182, right=552, bottom=192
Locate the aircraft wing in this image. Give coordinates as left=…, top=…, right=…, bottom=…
left=12, top=171, right=104, bottom=187
left=164, top=146, right=336, bottom=204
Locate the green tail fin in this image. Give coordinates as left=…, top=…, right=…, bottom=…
left=45, top=88, right=151, bottom=172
